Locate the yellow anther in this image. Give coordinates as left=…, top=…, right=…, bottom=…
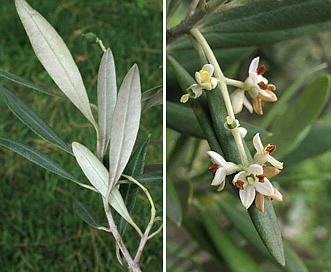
left=199, top=70, right=212, bottom=83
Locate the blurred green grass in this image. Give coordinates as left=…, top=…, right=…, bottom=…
left=0, top=0, right=163, bottom=271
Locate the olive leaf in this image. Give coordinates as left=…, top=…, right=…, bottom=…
left=15, top=0, right=97, bottom=130
left=72, top=142, right=138, bottom=229
left=108, top=64, right=141, bottom=189
left=97, top=48, right=117, bottom=159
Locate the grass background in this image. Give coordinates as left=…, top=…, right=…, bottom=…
left=0, top=0, right=163, bottom=271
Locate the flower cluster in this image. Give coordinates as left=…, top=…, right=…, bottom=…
left=230, top=57, right=278, bottom=115
left=207, top=133, right=283, bottom=212
left=180, top=57, right=278, bottom=115
left=180, top=64, right=217, bottom=103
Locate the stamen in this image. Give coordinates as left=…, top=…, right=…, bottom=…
left=256, top=65, right=266, bottom=75
left=208, top=164, right=218, bottom=174
left=257, top=81, right=268, bottom=90
left=256, top=174, right=265, bottom=183
left=235, top=180, right=244, bottom=190
left=264, top=143, right=276, bottom=154
left=199, top=70, right=212, bottom=83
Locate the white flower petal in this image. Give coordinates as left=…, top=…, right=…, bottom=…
left=232, top=171, right=246, bottom=185
left=248, top=85, right=259, bottom=98
left=240, top=185, right=255, bottom=209
left=258, top=88, right=273, bottom=99
left=247, top=164, right=263, bottom=175
left=238, top=127, right=248, bottom=138
left=207, top=151, right=226, bottom=166
left=253, top=133, right=264, bottom=153
left=266, top=154, right=284, bottom=169
left=256, top=74, right=268, bottom=84
left=211, top=168, right=226, bottom=186
left=217, top=181, right=226, bottom=191
left=254, top=153, right=266, bottom=165
left=195, top=71, right=202, bottom=84
left=245, top=75, right=256, bottom=88
left=210, top=77, right=218, bottom=89
left=200, top=82, right=213, bottom=90
left=225, top=162, right=240, bottom=175
left=249, top=57, right=260, bottom=74
left=231, top=90, right=245, bottom=114
left=201, top=64, right=214, bottom=75
left=242, top=95, right=253, bottom=113
left=255, top=177, right=274, bottom=196
left=191, top=85, right=203, bottom=98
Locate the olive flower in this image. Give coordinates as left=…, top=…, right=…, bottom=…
left=230, top=57, right=278, bottom=114
left=230, top=89, right=253, bottom=114
left=253, top=133, right=283, bottom=169
left=245, top=57, right=278, bottom=114
left=233, top=164, right=274, bottom=209
left=245, top=57, right=277, bottom=100
left=207, top=151, right=239, bottom=191
left=180, top=64, right=218, bottom=103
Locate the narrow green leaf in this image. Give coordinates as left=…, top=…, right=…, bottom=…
left=97, top=48, right=117, bottom=159
left=0, top=137, right=78, bottom=184
left=216, top=196, right=270, bottom=256
left=125, top=135, right=150, bottom=177
left=108, top=64, right=141, bottom=188
left=135, top=170, right=163, bottom=185
left=167, top=101, right=269, bottom=140
left=197, top=205, right=260, bottom=272
left=73, top=201, right=100, bottom=228
left=116, top=135, right=151, bottom=236
left=174, top=179, right=193, bottom=222
left=167, top=56, right=222, bottom=152
left=0, top=87, right=72, bottom=154
left=207, top=85, right=250, bottom=164
left=201, top=0, right=331, bottom=48
left=183, top=211, right=220, bottom=256
left=72, top=142, right=136, bottom=227
left=248, top=201, right=285, bottom=266
left=217, top=195, right=308, bottom=271
left=261, top=63, right=328, bottom=129
left=270, top=75, right=330, bottom=159
left=167, top=101, right=205, bottom=139
left=0, top=69, right=64, bottom=98
left=168, top=1, right=331, bottom=82
left=141, top=85, right=163, bottom=114
left=284, top=123, right=331, bottom=164
left=167, top=180, right=183, bottom=226
left=15, top=0, right=97, bottom=129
